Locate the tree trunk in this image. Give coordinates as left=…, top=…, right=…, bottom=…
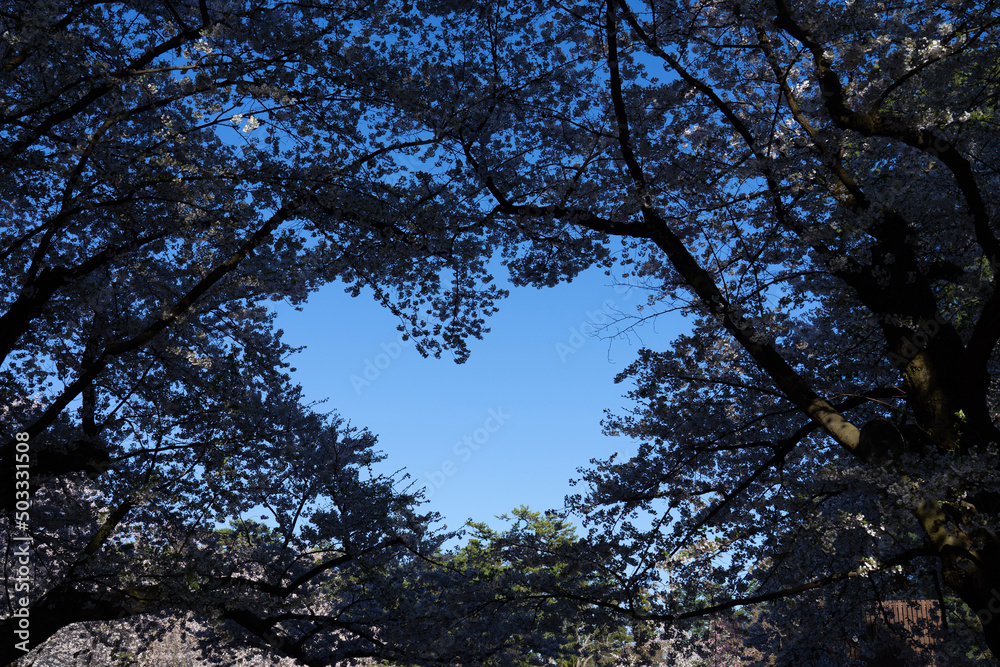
left=918, top=497, right=1000, bottom=663
left=1, top=587, right=126, bottom=666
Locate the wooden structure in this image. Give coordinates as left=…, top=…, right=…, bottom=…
left=849, top=599, right=942, bottom=666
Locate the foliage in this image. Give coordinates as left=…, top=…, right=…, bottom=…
left=5, top=0, right=1000, bottom=664
left=0, top=0, right=528, bottom=664
left=369, top=0, right=1000, bottom=663
left=454, top=507, right=633, bottom=667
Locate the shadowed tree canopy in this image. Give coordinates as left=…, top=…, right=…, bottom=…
left=3, top=0, right=1000, bottom=665
left=371, top=0, right=1000, bottom=663
left=0, top=1, right=596, bottom=664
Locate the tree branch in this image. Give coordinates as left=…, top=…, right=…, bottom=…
left=772, top=0, right=1000, bottom=269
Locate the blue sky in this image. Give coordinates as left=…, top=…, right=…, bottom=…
left=272, top=263, right=687, bottom=537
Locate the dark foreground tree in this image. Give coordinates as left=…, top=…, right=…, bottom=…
left=374, top=0, right=1000, bottom=662
left=0, top=1, right=574, bottom=664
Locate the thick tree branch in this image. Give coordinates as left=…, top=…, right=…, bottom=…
left=755, top=26, right=867, bottom=209
left=0, top=1, right=218, bottom=157
left=0, top=205, right=297, bottom=493
left=215, top=535, right=404, bottom=597
left=542, top=547, right=929, bottom=625
left=773, top=0, right=1000, bottom=269
left=603, top=1, right=861, bottom=455
left=662, top=547, right=931, bottom=622
left=0, top=230, right=170, bottom=364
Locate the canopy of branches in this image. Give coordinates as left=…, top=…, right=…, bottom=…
left=3, top=0, right=1000, bottom=665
